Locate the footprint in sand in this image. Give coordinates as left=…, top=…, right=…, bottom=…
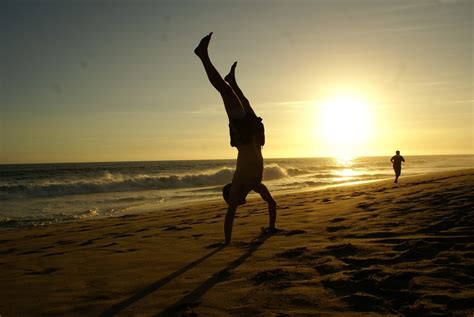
left=250, top=268, right=310, bottom=289
left=357, top=202, right=378, bottom=211
left=163, top=225, right=192, bottom=231
left=349, top=268, right=383, bottom=280
left=134, top=228, right=150, bottom=233
left=340, top=256, right=381, bottom=268
left=348, top=231, right=398, bottom=239
left=314, top=258, right=352, bottom=276
left=119, top=214, right=139, bottom=218
left=77, top=237, right=103, bottom=246
left=276, top=247, right=308, bottom=259
left=38, top=246, right=54, bottom=251
left=326, top=225, right=349, bottom=232
left=0, top=248, right=18, bottom=255
left=19, top=250, right=44, bottom=255
left=251, top=268, right=291, bottom=285
left=343, top=293, right=386, bottom=312
left=78, top=240, right=94, bottom=246
left=56, top=240, right=75, bottom=245
left=115, top=248, right=138, bottom=253
left=324, top=243, right=358, bottom=257
left=114, top=233, right=134, bottom=238
left=141, top=234, right=160, bottom=238
left=205, top=242, right=226, bottom=249
left=25, top=267, right=59, bottom=275
left=43, top=251, right=66, bottom=257
left=285, top=229, right=307, bottom=236
left=100, top=242, right=118, bottom=248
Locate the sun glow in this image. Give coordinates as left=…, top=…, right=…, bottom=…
left=317, top=93, right=373, bottom=157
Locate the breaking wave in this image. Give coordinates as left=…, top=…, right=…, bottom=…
left=0, top=164, right=303, bottom=199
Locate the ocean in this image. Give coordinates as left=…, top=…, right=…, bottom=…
left=1, top=155, right=472, bottom=228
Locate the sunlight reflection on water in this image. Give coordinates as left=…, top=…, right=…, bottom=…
left=334, top=156, right=354, bottom=167
left=333, top=157, right=361, bottom=181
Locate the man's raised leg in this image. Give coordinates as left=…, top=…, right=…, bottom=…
left=225, top=62, right=256, bottom=116
left=195, top=33, right=245, bottom=119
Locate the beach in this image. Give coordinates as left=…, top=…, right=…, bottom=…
left=2, top=155, right=472, bottom=229
left=1, top=169, right=473, bottom=316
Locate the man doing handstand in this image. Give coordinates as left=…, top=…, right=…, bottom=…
left=194, top=32, right=277, bottom=244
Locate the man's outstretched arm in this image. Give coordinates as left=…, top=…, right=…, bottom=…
left=255, top=183, right=276, bottom=229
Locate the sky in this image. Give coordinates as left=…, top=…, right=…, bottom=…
left=1, top=0, right=472, bottom=164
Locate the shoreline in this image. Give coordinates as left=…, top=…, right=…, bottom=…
left=2, top=168, right=472, bottom=231
left=1, top=169, right=473, bottom=316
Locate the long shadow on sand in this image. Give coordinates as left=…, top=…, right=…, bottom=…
left=155, top=231, right=275, bottom=317
left=100, top=231, right=274, bottom=317
left=99, top=245, right=225, bottom=317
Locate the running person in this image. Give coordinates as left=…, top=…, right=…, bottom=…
left=391, top=150, right=405, bottom=183
left=194, top=33, right=277, bottom=244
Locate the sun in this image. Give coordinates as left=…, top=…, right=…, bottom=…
left=317, top=93, right=372, bottom=156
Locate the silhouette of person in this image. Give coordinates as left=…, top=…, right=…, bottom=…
left=195, top=33, right=277, bottom=244
left=390, top=150, right=405, bottom=183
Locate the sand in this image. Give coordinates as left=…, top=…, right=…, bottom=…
left=1, top=169, right=473, bottom=316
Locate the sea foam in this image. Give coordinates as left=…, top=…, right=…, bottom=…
left=0, top=164, right=299, bottom=199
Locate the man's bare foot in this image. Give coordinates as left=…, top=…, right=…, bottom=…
left=224, top=61, right=238, bottom=83
left=194, top=32, right=213, bottom=58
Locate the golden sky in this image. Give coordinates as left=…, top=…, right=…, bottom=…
left=1, top=0, right=472, bottom=163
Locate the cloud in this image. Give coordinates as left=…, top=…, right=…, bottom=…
left=446, top=99, right=474, bottom=104
left=256, top=99, right=319, bottom=109
left=404, top=81, right=457, bottom=86
left=181, top=99, right=321, bottom=116
left=179, top=104, right=222, bottom=116
left=346, top=24, right=437, bottom=35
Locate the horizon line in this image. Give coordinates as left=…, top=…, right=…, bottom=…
left=1, top=153, right=473, bottom=166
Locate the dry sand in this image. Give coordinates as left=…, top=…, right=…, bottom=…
left=1, top=169, right=473, bottom=316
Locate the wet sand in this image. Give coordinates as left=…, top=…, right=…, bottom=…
left=1, top=169, right=473, bottom=316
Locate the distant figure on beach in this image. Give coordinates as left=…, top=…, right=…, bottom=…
left=195, top=32, right=277, bottom=244
left=391, top=150, right=405, bottom=183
